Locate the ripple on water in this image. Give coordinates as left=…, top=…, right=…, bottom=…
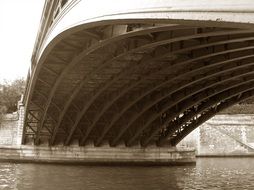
left=0, top=158, right=252, bottom=189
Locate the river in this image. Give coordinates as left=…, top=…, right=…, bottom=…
left=0, top=158, right=253, bottom=190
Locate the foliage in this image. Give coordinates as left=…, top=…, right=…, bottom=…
left=0, top=78, right=26, bottom=114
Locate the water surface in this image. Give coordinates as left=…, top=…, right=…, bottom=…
left=0, top=158, right=253, bottom=189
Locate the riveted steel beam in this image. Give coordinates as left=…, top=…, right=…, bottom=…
left=51, top=24, right=190, bottom=145
left=108, top=47, right=254, bottom=146
left=83, top=35, right=254, bottom=146
left=157, top=75, right=254, bottom=146
left=26, top=18, right=254, bottom=147
left=145, top=75, right=254, bottom=146
left=35, top=27, right=251, bottom=145
left=170, top=90, right=254, bottom=146
left=146, top=82, right=254, bottom=146
left=110, top=45, right=254, bottom=146
left=94, top=31, right=254, bottom=146
left=64, top=25, right=213, bottom=145
left=126, top=60, right=254, bottom=146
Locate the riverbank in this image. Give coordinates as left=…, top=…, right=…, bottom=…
left=197, top=153, right=254, bottom=157
left=0, top=145, right=195, bottom=166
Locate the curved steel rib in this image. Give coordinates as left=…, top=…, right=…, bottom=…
left=169, top=88, right=254, bottom=146
left=93, top=31, right=254, bottom=146
left=95, top=46, right=254, bottom=146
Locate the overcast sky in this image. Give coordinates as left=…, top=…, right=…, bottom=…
left=0, top=0, right=44, bottom=82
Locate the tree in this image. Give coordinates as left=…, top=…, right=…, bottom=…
left=0, top=78, right=26, bottom=114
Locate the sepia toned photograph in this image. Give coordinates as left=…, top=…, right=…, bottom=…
left=0, top=0, right=254, bottom=189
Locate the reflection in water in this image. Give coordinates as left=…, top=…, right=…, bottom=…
left=0, top=158, right=253, bottom=189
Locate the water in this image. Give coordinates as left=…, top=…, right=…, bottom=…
left=0, top=158, right=253, bottom=190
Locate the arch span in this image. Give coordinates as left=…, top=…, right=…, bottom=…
left=23, top=0, right=254, bottom=147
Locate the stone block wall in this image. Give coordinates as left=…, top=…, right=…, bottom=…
left=16, top=99, right=24, bottom=145
left=0, top=145, right=195, bottom=165
left=178, top=113, right=254, bottom=156
left=198, top=114, right=254, bottom=155
left=0, top=113, right=18, bottom=145
left=0, top=97, right=24, bottom=146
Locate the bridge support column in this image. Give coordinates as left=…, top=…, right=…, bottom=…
left=0, top=145, right=195, bottom=165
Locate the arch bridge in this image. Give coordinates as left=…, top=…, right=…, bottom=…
left=22, top=0, right=254, bottom=148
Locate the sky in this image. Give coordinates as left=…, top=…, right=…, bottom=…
left=0, top=0, right=44, bottom=82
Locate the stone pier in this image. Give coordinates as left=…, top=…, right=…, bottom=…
left=0, top=145, right=195, bottom=165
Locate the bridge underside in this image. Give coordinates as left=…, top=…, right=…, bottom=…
left=24, top=20, right=254, bottom=147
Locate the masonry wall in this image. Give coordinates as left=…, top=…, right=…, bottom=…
left=198, top=114, right=254, bottom=156
left=0, top=113, right=18, bottom=145
left=16, top=99, right=24, bottom=145
left=0, top=97, right=25, bottom=146
left=0, top=145, right=195, bottom=165
left=178, top=104, right=254, bottom=156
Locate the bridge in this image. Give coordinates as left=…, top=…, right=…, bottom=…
left=21, top=0, right=254, bottom=155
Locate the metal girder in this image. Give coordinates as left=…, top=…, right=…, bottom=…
left=94, top=34, right=254, bottom=146
left=28, top=110, right=40, bottom=122
left=83, top=36, right=254, bottom=146
left=26, top=20, right=254, bottom=147
left=52, top=28, right=252, bottom=146
left=34, top=50, right=92, bottom=144
left=151, top=75, right=254, bottom=146
left=42, top=39, right=254, bottom=144
left=82, top=31, right=102, bottom=41
left=158, top=76, right=254, bottom=146
left=26, top=123, right=37, bottom=134
left=78, top=49, right=176, bottom=145
left=78, top=54, right=157, bottom=146
left=109, top=49, right=254, bottom=146
left=37, top=77, right=52, bottom=87
left=24, top=101, right=54, bottom=141
left=144, top=81, right=254, bottom=146
left=27, top=91, right=62, bottom=139
left=126, top=60, right=254, bottom=146
left=127, top=67, right=254, bottom=146
left=61, top=41, right=84, bottom=51
left=169, top=89, right=254, bottom=146
left=42, top=66, right=58, bottom=76
left=49, top=24, right=190, bottom=145
left=34, top=28, right=108, bottom=145
left=51, top=53, right=69, bottom=63
left=31, top=26, right=117, bottom=144
left=63, top=25, right=213, bottom=145
left=111, top=60, right=254, bottom=146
